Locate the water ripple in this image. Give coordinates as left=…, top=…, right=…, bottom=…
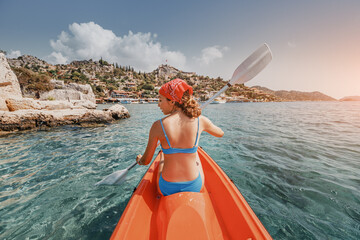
left=1, top=102, right=360, bottom=239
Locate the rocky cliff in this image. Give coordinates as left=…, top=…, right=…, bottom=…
left=0, top=53, right=22, bottom=111
left=0, top=54, right=130, bottom=134
left=7, top=55, right=53, bottom=71
left=153, top=64, right=196, bottom=80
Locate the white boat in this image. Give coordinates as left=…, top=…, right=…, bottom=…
left=210, top=98, right=226, bottom=104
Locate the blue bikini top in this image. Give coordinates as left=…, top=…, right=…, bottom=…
left=160, top=118, right=200, bottom=154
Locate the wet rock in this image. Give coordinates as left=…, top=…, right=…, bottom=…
left=106, top=104, right=129, bottom=120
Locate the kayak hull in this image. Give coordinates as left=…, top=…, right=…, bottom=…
left=111, top=147, right=272, bottom=240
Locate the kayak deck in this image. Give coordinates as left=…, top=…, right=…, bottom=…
left=111, top=147, right=272, bottom=240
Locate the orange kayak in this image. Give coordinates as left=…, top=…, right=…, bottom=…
left=111, top=147, right=272, bottom=240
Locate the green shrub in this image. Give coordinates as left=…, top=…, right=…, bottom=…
left=12, top=67, right=54, bottom=93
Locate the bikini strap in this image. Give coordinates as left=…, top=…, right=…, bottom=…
left=194, top=117, right=200, bottom=146
left=160, top=119, right=171, bottom=148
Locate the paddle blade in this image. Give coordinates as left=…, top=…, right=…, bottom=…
left=95, top=169, right=128, bottom=186
left=230, top=43, right=272, bottom=86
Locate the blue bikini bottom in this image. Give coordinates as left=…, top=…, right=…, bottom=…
left=159, top=172, right=202, bottom=196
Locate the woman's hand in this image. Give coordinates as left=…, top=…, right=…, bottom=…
left=136, top=154, right=143, bottom=165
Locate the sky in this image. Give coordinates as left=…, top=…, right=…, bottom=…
left=1, top=0, right=360, bottom=99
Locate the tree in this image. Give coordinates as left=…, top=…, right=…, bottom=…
left=108, top=85, right=116, bottom=91
left=96, top=85, right=104, bottom=92
left=99, top=57, right=109, bottom=66
left=142, top=83, right=154, bottom=90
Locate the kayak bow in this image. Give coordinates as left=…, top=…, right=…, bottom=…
left=111, top=147, right=272, bottom=240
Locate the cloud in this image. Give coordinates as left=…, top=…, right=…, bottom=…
left=7, top=50, right=22, bottom=58
left=287, top=41, right=297, bottom=48
left=47, top=52, right=68, bottom=64
left=195, top=46, right=229, bottom=65
left=47, top=22, right=186, bottom=71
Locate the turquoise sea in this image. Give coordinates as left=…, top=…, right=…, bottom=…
left=1, top=102, right=359, bottom=239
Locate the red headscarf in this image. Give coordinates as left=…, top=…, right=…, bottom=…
left=159, top=79, right=193, bottom=104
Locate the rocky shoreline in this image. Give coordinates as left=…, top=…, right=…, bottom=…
left=0, top=104, right=129, bottom=135
left=0, top=53, right=130, bottom=135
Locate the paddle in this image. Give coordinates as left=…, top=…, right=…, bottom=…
left=95, top=43, right=272, bottom=186
left=201, top=43, right=272, bottom=108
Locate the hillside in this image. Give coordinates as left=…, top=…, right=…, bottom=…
left=252, top=86, right=336, bottom=101
left=7, top=55, right=279, bottom=102
left=339, top=96, right=360, bottom=101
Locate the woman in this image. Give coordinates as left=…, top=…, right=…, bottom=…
left=136, top=78, right=224, bottom=196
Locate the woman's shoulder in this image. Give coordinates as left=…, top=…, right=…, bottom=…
left=150, top=119, right=161, bottom=130
left=199, top=115, right=210, bottom=122
left=152, top=119, right=162, bottom=126
left=199, top=115, right=215, bottom=128
left=159, top=114, right=173, bottom=124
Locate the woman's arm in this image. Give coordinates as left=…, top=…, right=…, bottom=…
left=201, top=116, right=224, bottom=137
left=136, top=121, right=160, bottom=165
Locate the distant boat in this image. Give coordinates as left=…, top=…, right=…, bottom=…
left=211, top=98, right=226, bottom=104
left=118, top=98, right=132, bottom=104
left=147, top=98, right=159, bottom=104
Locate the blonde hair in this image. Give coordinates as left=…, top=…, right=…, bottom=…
left=174, top=90, right=201, bottom=118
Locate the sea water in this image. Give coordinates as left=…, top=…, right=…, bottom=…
left=1, top=102, right=359, bottom=239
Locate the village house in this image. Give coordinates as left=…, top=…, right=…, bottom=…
left=125, top=82, right=137, bottom=89
left=91, top=78, right=106, bottom=88
left=110, top=90, right=142, bottom=99
left=111, top=90, right=129, bottom=98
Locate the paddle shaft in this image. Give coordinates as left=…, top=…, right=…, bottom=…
left=201, top=84, right=229, bottom=109
left=128, top=161, right=138, bottom=171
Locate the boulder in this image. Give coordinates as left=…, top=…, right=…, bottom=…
left=0, top=53, right=22, bottom=111
left=106, top=104, right=130, bottom=119
left=40, top=89, right=82, bottom=101
left=71, top=100, right=97, bottom=109
left=36, top=100, right=74, bottom=110
left=6, top=98, right=41, bottom=111
left=52, top=79, right=65, bottom=89
left=40, top=80, right=96, bottom=103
